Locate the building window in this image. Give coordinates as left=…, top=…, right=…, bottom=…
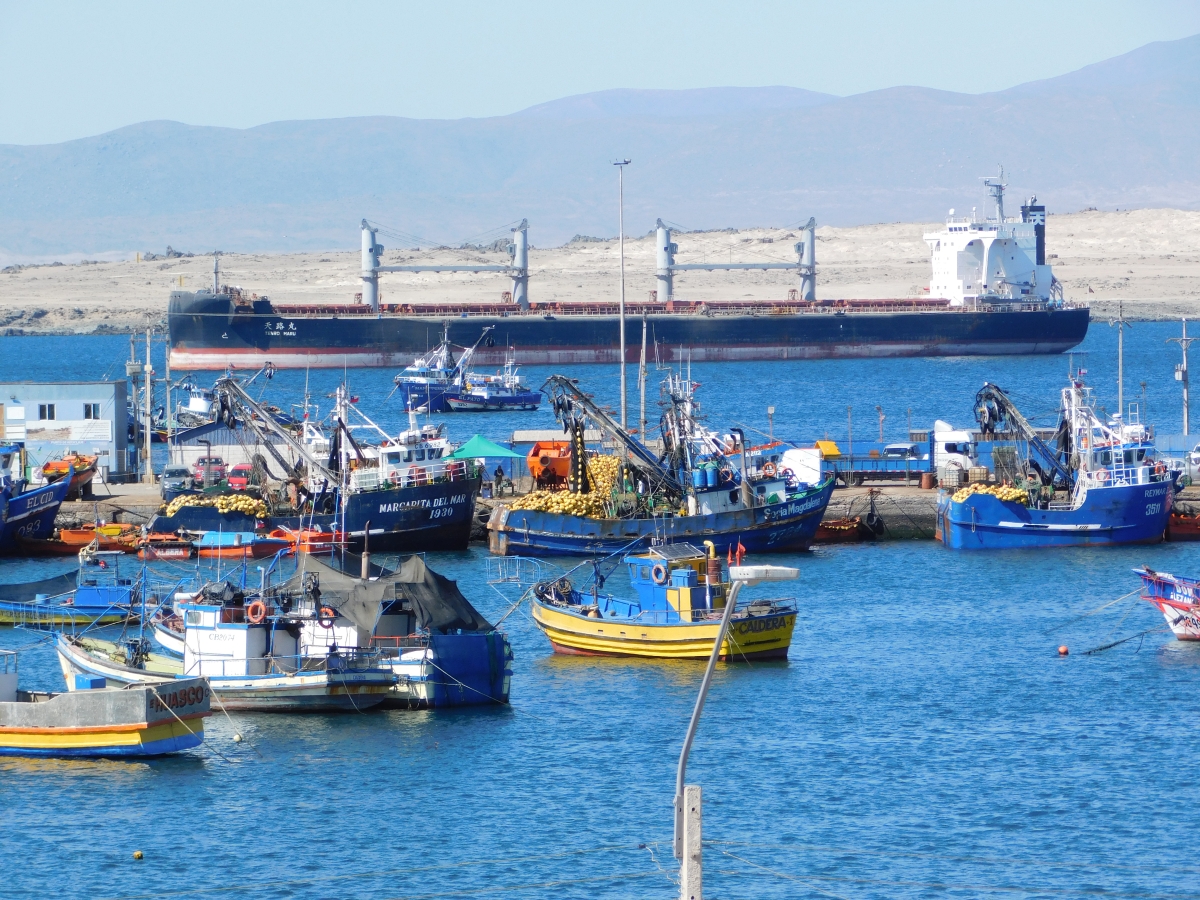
left=38, top=404, right=55, bottom=420
left=83, top=403, right=101, bottom=420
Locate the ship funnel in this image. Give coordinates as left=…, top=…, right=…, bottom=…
left=798, top=217, right=816, bottom=301
left=510, top=219, right=529, bottom=310
left=655, top=218, right=676, bottom=303
left=361, top=220, right=382, bottom=312
left=212, top=252, right=220, bottom=295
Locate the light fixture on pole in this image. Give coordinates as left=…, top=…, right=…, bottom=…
left=1168, top=317, right=1195, bottom=436
left=673, top=562, right=798, bottom=899
left=613, top=158, right=631, bottom=430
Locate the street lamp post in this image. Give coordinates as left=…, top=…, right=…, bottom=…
left=673, top=563, right=799, bottom=899
left=1168, top=317, right=1196, bottom=435
left=614, top=159, right=631, bottom=430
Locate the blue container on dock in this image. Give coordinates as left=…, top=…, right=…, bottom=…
left=75, top=674, right=106, bottom=690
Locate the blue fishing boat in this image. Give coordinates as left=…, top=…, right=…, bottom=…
left=392, top=324, right=497, bottom=413
left=0, top=549, right=144, bottom=626
left=488, top=373, right=835, bottom=556
left=936, top=378, right=1175, bottom=549
left=444, top=354, right=542, bottom=412
left=0, top=445, right=72, bottom=555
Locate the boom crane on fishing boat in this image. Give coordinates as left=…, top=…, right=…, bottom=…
left=975, top=382, right=1074, bottom=489
left=213, top=377, right=338, bottom=484
left=543, top=375, right=682, bottom=494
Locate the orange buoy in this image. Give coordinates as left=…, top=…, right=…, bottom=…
left=1058, top=645, right=1069, bottom=656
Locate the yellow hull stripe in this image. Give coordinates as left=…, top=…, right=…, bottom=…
left=0, top=718, right=203, bottom=751
left=531, top=603, right=794, bottom=659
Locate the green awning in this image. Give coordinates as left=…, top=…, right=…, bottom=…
left=446, top=434, right=524, bottom=460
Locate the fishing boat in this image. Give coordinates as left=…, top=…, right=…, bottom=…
left=267, top=526, right=347, bottom=554
left=0, top=445, right=72, bottom=555
left=150, top=380, right=480, bottom=552
left=488, top=373, right=835, bottom=556
left=57, top=580, right=397, bottom=712
left=1166, top=511, right=1200, bottom=541
left=194, top=531, right=291, bottom=560
left=137, top=532, right=196, bottom=560
left=527, top=542, right=797, bottom=660
left=41, top=453, right=97, bottom=500
left=392, top=324, right=497, bottom=413
left=300, top=553, right=513, bottom=708
left=58, top=522, right=140, bottom=552
left=0, top=651, right=209, bottom=758
left=936, top=378, right=1176, bottom=549
left=1135, top=566, right=1200, bottom=640
left=0, top=549, right=140, bottom=626
left=150, top=607, right=186, bottom=657
left=444, top=355, right=542, bottom=412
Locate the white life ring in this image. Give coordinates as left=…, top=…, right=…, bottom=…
left=651, top=563, right=668, bottom=585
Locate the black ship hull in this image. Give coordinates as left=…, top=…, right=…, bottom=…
left=150, top=477, right=480, bottom=553
left=169, top=292, right=1090, bottom=369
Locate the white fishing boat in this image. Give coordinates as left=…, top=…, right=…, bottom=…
left=56, top=584, right=397, bottom=712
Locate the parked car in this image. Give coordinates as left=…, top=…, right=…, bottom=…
left=227, top=463, right=253, bottom=491
left=191, top=456, right=227, bottom=483
left=160, top=464, right=194, bottom=496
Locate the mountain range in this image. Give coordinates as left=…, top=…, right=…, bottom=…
left=1, top=34, right=1198, bottom=262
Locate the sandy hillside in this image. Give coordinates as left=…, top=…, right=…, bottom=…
left=2, top=209, right=1198, bottom=335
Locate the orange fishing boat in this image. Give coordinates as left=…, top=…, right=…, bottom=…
left=137, top=533, right=196, bottom=560
left=194, top=532, right=290, bottom=560
left=58, top=523, right=139, bottom=553
left=267, top=526, right=347, bottom=554
left=814, top=516, right=869, bottom=544
left=13, top=533, right=79, bottom=556
left=1167, top=511, right=1200, bottom=541
left=41, top=454, right=97, bottom=500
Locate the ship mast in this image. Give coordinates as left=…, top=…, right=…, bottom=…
left=614, top=159, right=631, bottom=430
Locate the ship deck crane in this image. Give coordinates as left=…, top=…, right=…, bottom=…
left=543, top=375, right=682, bottom=495
left=974, top=382, right=1074, bottom=489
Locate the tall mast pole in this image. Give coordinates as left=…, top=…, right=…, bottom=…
left=1118, top=301, right=1124, bottom=419
left=143, top=319, right=154, bottom=484
left=639, top=313, right=648, bottom=439
left=1168, top=317, right=1195, bottom=435
left=614, top=159, right=631, bottom=430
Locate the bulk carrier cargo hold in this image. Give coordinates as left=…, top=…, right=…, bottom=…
left=169, top=179, right=1089, bottom=370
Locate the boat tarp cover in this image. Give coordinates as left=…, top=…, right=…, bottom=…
left=0, top=571, right=76, bottom=605
left=303, top=553, right=495, bottom=634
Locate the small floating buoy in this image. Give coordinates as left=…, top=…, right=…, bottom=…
left=1058, top=645, right=1069, bottom=656
left=233, top=733, right=243, bottom=743
left=132, top=850, right=144, bottom=860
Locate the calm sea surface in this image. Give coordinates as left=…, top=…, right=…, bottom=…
left=3, top=324, right=1199, bottom=899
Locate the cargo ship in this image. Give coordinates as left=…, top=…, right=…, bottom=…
left=169, top=179, right=1089, bottom=370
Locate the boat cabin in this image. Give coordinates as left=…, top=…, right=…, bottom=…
left=178, top=601, right=283, bottom=677
left=617, top=543, right=728, bottom=624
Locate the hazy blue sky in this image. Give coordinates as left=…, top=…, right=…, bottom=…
left=2, top=0, right=1198, bottom=145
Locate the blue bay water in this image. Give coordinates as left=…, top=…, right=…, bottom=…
left=1, top=324, right=1199, bottom=898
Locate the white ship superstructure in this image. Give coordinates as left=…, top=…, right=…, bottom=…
left=925, top=171, right=1062, bottom=308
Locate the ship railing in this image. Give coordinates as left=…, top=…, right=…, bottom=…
left=358, top=459, right=478, bottom=492
left=184, top=649, right=385, bottom=677
left=486, top=556, right=549, bottom=587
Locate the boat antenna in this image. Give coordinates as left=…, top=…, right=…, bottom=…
left=982, top=165, right=1007, bottom=222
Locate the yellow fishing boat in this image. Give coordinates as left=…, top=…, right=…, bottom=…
left=0, top=651, right=209, bottom=758
left=529, top=543, right=796, bottom=660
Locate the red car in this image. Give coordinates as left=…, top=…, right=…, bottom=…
left=191, top=456, right=227, bottom=483
left=227, top=463, right=253, bottom=491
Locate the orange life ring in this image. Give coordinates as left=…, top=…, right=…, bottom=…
left=651, top=563, right=669, bottom=585
left=719, top=468, right=733, bottom=483
left=762, top=462, right=777, bottom=477
left=318, top=606, right=337, bottom=628
left=1154, top=462, right=1166, bottom=476
left=1097, top=469, right=1110, bottom=482
left=246, top=600, right=267, bottom=624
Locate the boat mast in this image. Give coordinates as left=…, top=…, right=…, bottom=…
left=614, top=158, right=631, bottom=430
left=639, top=314, right=648, bottom=439
left=1111, top=301, right=1129, bottom=420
